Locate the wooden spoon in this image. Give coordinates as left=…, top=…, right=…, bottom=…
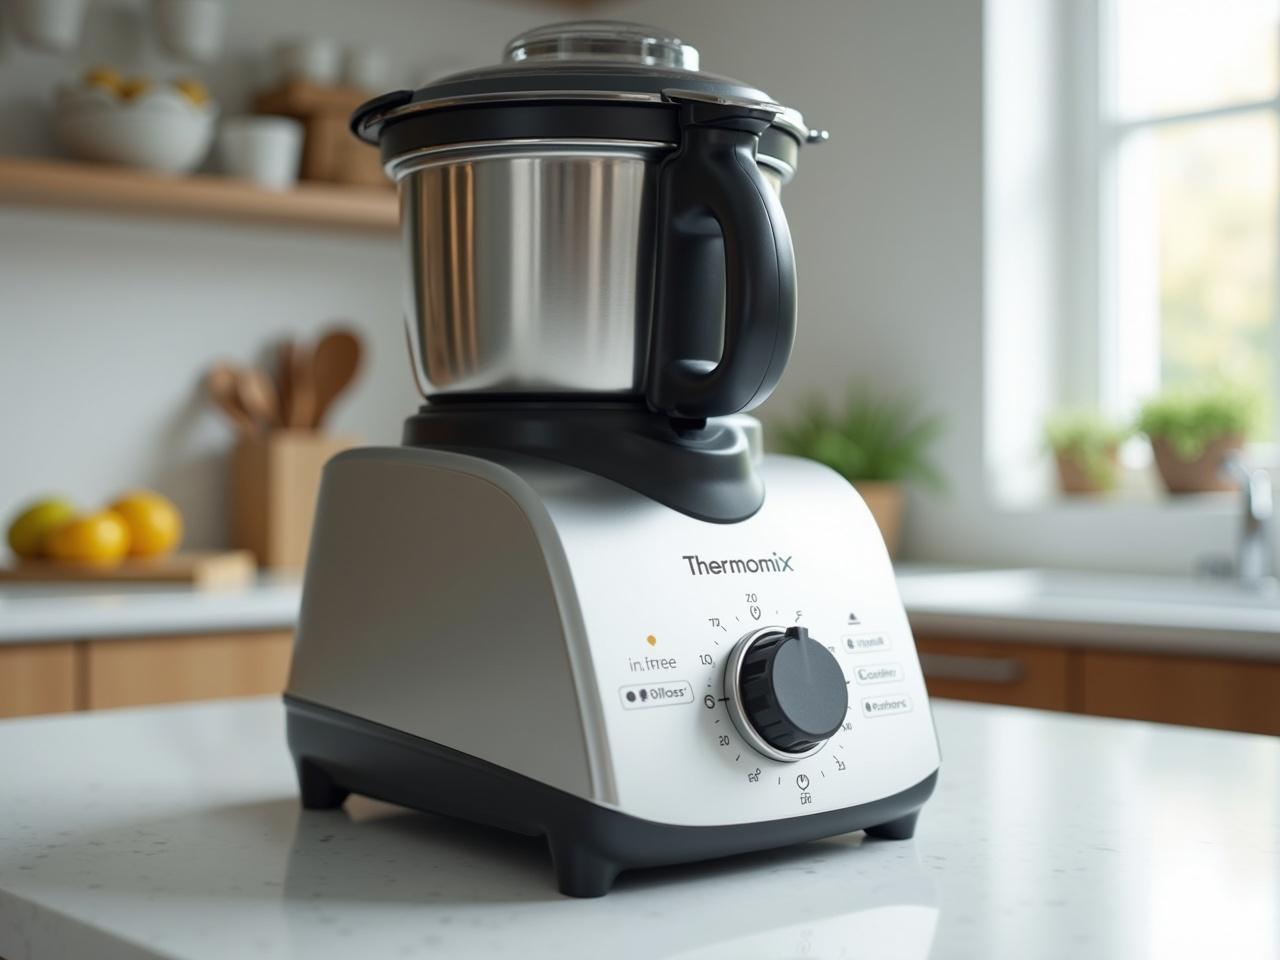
left=204, top=363, right=256, bottom=436
left=236, top=367, right=279, bottom=433
left=286, top=341, right=316, bottom=430
left=310, top=328, right=362, bottom=429
left=275, top=339, right=295, bottom=430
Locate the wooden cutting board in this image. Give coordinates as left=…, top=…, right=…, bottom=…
left=0, top=550, right=256, bottom=590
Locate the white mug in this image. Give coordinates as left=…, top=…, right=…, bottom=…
left=343, top=47, right=391, bottom=92
left=276, top=37, right=341, bottom=86
left=219, top=116, right=304, bottom=190
left=152, top=0, right=226, bottom=64
left=12, top=0, right=89, bottom=53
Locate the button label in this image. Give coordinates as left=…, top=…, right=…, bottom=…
left=860, top=694, right=912, bottom=718
left=619, top=680, right=694, bottom=710
left=854, top=662, right=903, bottom=685
left=844, top=633, right=892, bottom=653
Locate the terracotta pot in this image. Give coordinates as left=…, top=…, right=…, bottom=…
left=1054, top=447, right=1118, bottom=495
left=1150, top=433, right=1244, bottom=494
left=854, top=481, right=904, bottom=558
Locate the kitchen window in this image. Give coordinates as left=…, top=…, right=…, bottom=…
left=1087, top=0, right=1280, bottom=441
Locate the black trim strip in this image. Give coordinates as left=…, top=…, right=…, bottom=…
left=284, top=695, right=938, bottom=897
left=378, top=102, right=680, bottom=166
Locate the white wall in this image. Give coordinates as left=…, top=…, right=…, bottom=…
left=0, top=0, right=1251, bottom=573
left=610, top=0, right=994, bottom=554
left=608, top=0, right=1246, bottom=575
left=0, top=0, right=550, bottom=548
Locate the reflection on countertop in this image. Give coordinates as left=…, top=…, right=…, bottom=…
left=0, top=697, right=1276, bottom=959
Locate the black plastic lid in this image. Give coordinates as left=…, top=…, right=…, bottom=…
left=352, top=20, right=825, bottom=176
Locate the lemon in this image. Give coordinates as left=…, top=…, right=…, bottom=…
left=109, top=491, right=182, bottom=558
left=7, top=497, right=78, bottom=559
left=172, top=77, right=210, bottom=107
left=46, top=511, right=131, bottom=566
left=83, top=66, right=124, bottom=96
left=119, top=76, right=152, bottom=101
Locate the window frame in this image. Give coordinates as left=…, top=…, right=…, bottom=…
left=1069, top=0, right=1280, bottom=454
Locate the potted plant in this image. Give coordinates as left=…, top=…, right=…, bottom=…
left=775, top=391, right=943, bottom=557
left=1044, top=411, right=1127, bottom=495
left=1136, top=385, right=1253, bottom=494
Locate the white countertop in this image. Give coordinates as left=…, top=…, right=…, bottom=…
left=896, top=564, right=1280, bottom=660
left=0, top=578, right=301, bottom=643
left=1, top=697, right=1276, bottom=959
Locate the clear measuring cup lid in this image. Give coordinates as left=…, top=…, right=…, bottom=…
left=503, top=21, right=701, bottom=71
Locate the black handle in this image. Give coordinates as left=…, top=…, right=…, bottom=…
left=350, top=89, right=414, bottom=142
left=646, top=93, right=798, bottom=421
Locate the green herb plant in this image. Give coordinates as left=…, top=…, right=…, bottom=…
left=775, top=390, right=944, bottom=489
left=1044, top=410, right=1128, bottom=491
left=1136, top=385, right=1253, bottom=461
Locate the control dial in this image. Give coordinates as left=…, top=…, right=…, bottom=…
left=725, top=626, right=848, bottom=762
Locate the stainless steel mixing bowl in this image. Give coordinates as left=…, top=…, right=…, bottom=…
left=394, top=139, right=665, bottom=396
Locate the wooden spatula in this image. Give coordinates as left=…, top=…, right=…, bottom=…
left=204, top=363, right=256, bottom=436
left=310, top=328, right=363, bottom=429
left=276, top=339, right=295, bottom=429
left=279, top=339, right=316, bottom=430
left=236, top=367, right=279, bottom=433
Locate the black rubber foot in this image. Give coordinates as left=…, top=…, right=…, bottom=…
left=548, top=837, right=620, bottom=898
left=865, top=810, right=920, bottom=840
left=297, top=758, right=350, bottom=810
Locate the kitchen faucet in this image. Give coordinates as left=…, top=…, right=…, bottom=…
left=1220, top=456, right=1275, bottom=589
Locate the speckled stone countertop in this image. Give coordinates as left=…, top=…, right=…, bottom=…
left=0, top=698, right=1276, bottom=959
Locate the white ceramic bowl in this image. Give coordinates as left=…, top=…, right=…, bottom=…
left=55, top=86, right=218, bottom=174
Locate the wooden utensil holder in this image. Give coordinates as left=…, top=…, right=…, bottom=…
left=252, top=81, right=389, bottom=188
left=232, top=431, right=357, bottom=569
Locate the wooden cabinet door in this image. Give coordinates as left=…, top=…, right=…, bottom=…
left=1080, top=650, right=1280, bottom=735
left=915, top=635, right=1075, bottom=711
left=84, top=631, right=293, bottom=710
left=0, top=644, right=78, bottom=717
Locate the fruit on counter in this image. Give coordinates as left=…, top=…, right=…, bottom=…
left=5, top=489, right=185, bottom=566
left=109, top=491, right=183, bottom=557
left=45, top=511, right=131, bottom=566
left=6, top=497, right=78, bottom=559
left=83, top=66, right=125, bottom=96
left=172, top=78, right=210, bottom=106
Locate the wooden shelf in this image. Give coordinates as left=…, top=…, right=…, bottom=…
left=0, top=156, right=397, bottom=233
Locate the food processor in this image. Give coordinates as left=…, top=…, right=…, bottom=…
left=284, top=20, right=940, bottom=897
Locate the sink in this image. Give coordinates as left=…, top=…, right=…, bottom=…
left=895, top=566, right=1280, bottom=648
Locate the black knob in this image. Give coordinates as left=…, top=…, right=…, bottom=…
left=738, top=626, right=848, bottom=753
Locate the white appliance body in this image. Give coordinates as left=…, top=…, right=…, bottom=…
left=286, top=445, right=940, bottom=895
